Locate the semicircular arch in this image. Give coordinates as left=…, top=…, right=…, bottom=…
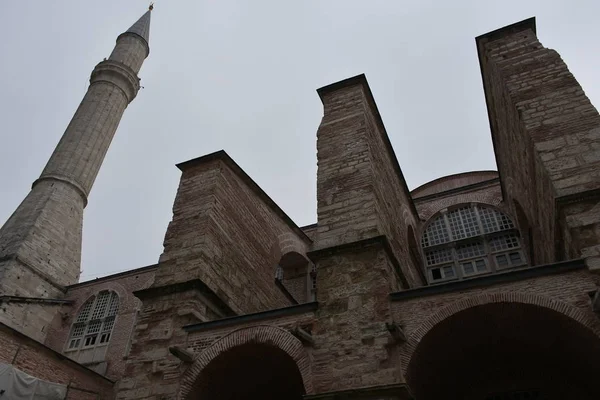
left=401, top=291, right=600, bottom=375
left=179, top=325, right=312, bottom=399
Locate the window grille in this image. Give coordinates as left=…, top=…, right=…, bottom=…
left=66, top=291, right=119, bottom=352
left=426, top=248, right=453, bottom=266
left=421, top=205, right=526, bottom=283
left=489, top=234, right=520, bottom=252
left=421, top=217, right=450, bottom=247
left=456, top=242, right=485, bottom=260
left=75, top=300, right=93, bottom=323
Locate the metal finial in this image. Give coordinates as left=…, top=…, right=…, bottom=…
left=149, top=2, right=154, bottom=10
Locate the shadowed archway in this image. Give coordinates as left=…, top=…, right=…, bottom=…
left=184, top=342, right=305, bottom=400
left=179, top=325, right=311, bottom=399
left=406, top=302, right=600, bottom=400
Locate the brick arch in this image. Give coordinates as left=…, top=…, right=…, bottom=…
left=400, top=292, right=600, bottom=374
left=418, top=189, right=503, bottom=221
left=401, top=204, right=416, bottom=228
left=277, top=232, right=309, bottom=258
left=179, top=325, right=313, bottom=399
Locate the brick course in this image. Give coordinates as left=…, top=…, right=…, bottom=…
left=391, top=269, right=600, bottom=374
left=154, top=153, right=309, bottom=314
left=315, top=77, right=424, bottom=288
left=44, top=265, right=156, bottom=381
left=0, top=323, right=113, bottom=399
left=4, top=12, right=600, bottom=400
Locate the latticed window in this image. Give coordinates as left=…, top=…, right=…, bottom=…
left=67, top=291, right=119, bottom=351
left=421, top=204, right=527, bottom=284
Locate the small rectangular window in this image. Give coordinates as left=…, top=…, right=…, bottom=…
left=100, top=333, right=111, bottom=344
left=509, top=252, right=522, bottom=264
left=442, top=266, right=455, bottom=278
left=475, top=259, right=487, bottom=272
left=462, top=262, right=475, bottom=275
left=84, top=335, right=97, bottom=347
left=496, top=254, right=509, bottom=267
left=430, top=265, right=456, bottom=281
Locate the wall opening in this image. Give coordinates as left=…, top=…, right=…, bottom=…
left=406, top=302, right=600, bottom=400
left=186, top=342, right=305, bottom=400
left=421, top=204, right=527, bottom=284
left=275, top=251, right=313, bottom=302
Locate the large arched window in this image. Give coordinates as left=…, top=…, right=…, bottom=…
left=66, top=290, right=119, bottom=364
left=421, top=204, right=527, bottom=283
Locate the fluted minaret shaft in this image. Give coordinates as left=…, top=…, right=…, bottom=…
left=0, top=10, right=151, bottom=341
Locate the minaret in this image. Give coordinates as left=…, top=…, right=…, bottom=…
left=0, top=9, right=152, bottom=341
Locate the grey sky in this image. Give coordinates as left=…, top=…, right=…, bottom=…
left=1, top=1, right=599, bottom=280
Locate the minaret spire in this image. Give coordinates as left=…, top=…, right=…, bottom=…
left=125, top=8, right=152, bottom=47
left=0, top=10, right=152, bottom=341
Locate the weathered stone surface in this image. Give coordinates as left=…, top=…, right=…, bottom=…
left=477, top=18, right=600, bottom=263
left=310, top=244, right=402, bottom=392
left=315, top=76, right=424, bottom=288
left=0, top=12, right=150, bottom=343
left=5, top=11, right=600, bottom=400
left=154, top=152, right=310, bottom=314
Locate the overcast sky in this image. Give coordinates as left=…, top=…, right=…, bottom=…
left=1, top=1, right=599, bottom=281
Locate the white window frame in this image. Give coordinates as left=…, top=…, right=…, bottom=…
left=66, top=291, right=119, bottom=353
left=421, top=204, right=527, bottom=284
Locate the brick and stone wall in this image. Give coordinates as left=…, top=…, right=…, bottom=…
left=411, top=171, right=499, bottom=199
left=315, top=75, right=424, bottom=288
left=0, top=322, right=113, bottom=399
left=154, top=152, right=311, bottom=314
left=44, top=265, right=156, bottom=381
left=310, top=242, right=403, bottom=392
left=117, top=152, right=313, bottom=400
left=180, top=324, right=314, bottom=398
left=477, top=18, right=600, bottom=264
left=186, top=310, right=316, bottom=356
left=391, top=267, right=600, bottom=375
left=413, top=180, right=504, bottom=222
left=116, top=288, right=228, bottom=399
left=115, top=17, right=600, bottom=400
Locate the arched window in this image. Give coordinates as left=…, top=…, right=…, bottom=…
left=421, top=204, right=527, bottom=283
left=67, top=290, right=119, bottom=353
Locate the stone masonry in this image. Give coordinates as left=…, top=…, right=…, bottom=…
left=477, top=18, right=600, bottom=265
left=3, top=10, right=600, bottom=400
left=315, top=76, right=425, bottom=288
left=0, top=10, right=151, bottom=343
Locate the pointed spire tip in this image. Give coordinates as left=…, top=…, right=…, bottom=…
left=124, top=8, right=152, bottom=46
